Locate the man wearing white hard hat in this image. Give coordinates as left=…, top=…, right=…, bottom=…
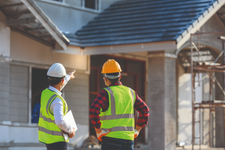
left=38, top=63, right=76, bottom=150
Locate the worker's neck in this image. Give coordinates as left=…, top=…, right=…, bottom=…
left=106, top=81, right=112, bottom=86
left=52, top=84, right=61, bottom=92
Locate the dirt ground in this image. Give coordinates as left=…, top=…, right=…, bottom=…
left=176, top=145, right=225, bottom=150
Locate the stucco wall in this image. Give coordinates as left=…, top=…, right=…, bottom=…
left=35, top=0, right=98, bottom=33
left=177, top=63, right=192, bottom=144
left=10, top=31, right=88, bottom=71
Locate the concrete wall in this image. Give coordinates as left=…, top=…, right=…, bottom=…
left=215, top=72, right=224, bottom=147
left=0, top=68, right=89, bottom=148
left=0, top=70, right=89, bottom=147
left=10, top=31, right=88, bottom=71
left=199, top=14, right=225, bottom=53
left=0, top=16, right=90, bottom=149
left=0, top=22, right=10, bottom=58
left=177, top=63, right=192, bottom=144
left=0, top=11, right=9, bottom=58
left=177, top=64, right=214, bottom=146
left=177, top=14, right=225, bottom=57
left=35, top=0, right=98, bottom=33
left=35, top=0, right=118, bottom=33
left=0, top=63, right=10, bottom=121
left=64, top=71, right=89, bottom=147
left=165, top=57, right=177, bottom=149
left=9, top=65, right=29, bottom=123
left=148, top=53, right=176, bottom=150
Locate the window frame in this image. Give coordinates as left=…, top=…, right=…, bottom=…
left=9, top=62, right=51, bottom=125
left=82, top=0, right=100, bottom=11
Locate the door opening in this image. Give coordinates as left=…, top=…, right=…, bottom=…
left=89, top=55, right=146, bottom=144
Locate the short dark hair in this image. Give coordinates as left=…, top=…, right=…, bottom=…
left=105, top=72, right=120, bottom=84
left=47, top=76, right=64, bottom=86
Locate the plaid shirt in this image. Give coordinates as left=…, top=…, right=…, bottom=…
left=89, top=81, right=150, bottom=129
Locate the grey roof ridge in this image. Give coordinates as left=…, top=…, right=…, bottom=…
left=25, top=0, right=70, bottom=46
left=176, top=0, right=225, bottom=46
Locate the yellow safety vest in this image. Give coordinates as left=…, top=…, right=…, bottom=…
left=99, top=85, right=136, bottom=140
left=38, top=88, right=68, bottom=144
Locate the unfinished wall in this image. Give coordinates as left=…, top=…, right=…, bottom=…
left=0, top=25, right=90, bottom=149
left=200, top=14, right=225, bottom=148
left=0, top=63, right=10, bottom=122
left=0, top=12, right=10, bottom=123
left=64, top=71, right=89, bottom=147
left=9, top=65, right=29, bottom=123
left=177, top=63, right=192, bottom=144
left=215, top=72, right=224, bottom=147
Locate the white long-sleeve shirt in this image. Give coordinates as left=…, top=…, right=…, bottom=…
left=48, top=75, right=73, bottom=134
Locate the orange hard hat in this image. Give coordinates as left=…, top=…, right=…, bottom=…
left=101, top=59, right=122, bottom=74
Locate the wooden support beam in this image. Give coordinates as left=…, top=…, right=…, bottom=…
left=7, top=17, right=37, bottom=25
left=12, top=27, right=54, bottom=47
left=26, top=26, right=45, bottom=31
left=7, top=9, right=31, bottom=19
left=0, top=2, right=23, bottom=8
left=194, top=67, right=225, bottom=73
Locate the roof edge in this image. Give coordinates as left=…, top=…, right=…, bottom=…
left=21, top=0, right=70, bottom=50
left=81, top=41, right=177, bottom=55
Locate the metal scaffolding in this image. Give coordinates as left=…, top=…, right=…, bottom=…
left=190, top=32, right=225, bottom=150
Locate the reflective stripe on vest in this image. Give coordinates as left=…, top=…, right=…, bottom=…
left=100, top=87, right=135, bottom=132
left=46, top=94, right=57, bottom=115
left=39, top=112, right=55, bottom=123
left=38, top=126, right=62, bottom=136
left=38, top=89, right=68, bottom=144
left=102, top=126, right=134, bottom=132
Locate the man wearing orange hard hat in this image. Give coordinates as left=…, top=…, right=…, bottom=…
left=89, top=59, right=150, bottom=150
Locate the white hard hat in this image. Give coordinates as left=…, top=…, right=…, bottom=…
left=47, top=63, right=66, bottom=78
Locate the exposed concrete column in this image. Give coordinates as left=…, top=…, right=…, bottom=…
left=147, top=52, right=176, bottom=150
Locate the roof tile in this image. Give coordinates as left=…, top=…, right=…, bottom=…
left=66, top=0, right=218, bottom=47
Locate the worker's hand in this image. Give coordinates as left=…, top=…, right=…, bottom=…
left=68, top=128, right=75, bottom=138
left=95, top=128, right=110, bottom=141
left=68, top=70, right=76, bottom=79
left=134, top=129, right=139, bottom=138
left=134, top=126, right=142, bottom=138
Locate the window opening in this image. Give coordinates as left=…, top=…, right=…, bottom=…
left=49, top=0, right=63, bottom=2
left=85, top=0, right=97, bottom=10
left=31, top=68, right=48, bottom=123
